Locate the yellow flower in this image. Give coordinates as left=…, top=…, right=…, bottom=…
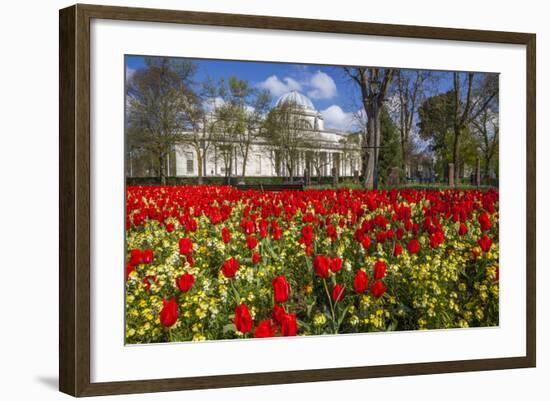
left=192, top=334, right=206, bottom=341
left=313, top=313, right=327, bottom=327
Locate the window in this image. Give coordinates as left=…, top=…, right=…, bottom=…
left=255, top=155, right=262, bottom=175
left=185, top=152, right=194, bottom=174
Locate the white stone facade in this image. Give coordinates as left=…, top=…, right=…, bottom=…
left=174, top=91, right=361, bottom=178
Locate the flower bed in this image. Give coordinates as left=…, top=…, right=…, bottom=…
left=125, top=185, right=499, bottom=343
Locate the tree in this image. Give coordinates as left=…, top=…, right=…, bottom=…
left=417, top=90, right=456, bottom=180
left=204, top=77, right=271, bottom=182
left=390, top=70, right=428, bottom=174
left=264, top=100, right=312, bottom=183
left=450, top=72, right=498, bottom=182
left=377, top=107, right=402, bottom=185
left=182, top=98, right=212, bottom=184
left=234, top=81, right=271, bottom=178
left=199, top=78, right=237, bottom=183
left=471, top=107, right=499, bottom=182
left=343, top=67, right=395, bottom=188
left=308, top=144, right=331, bottom=183
left=126, top=59, right=197, bottom=184
left=339, top=133, right=361, bottom=177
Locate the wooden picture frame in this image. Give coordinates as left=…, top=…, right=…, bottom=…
left=59, top=3, right=536, bottom=397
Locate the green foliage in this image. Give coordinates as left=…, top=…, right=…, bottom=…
left=378, top=107, right=402, bottom=184
left=126, top=59, right=199, bottom=182
left=203, top=76, right=272, bottom=178
left=263, top=100, right=313, bottom=180
left=417, top=90, right=455, bottom=178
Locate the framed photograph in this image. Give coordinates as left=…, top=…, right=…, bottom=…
left=59, top=4, right=536, bottom=397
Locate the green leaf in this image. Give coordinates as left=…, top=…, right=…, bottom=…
left=337, top=304, right=351, bottom=328
left=387, top=320, right=398, bottom=331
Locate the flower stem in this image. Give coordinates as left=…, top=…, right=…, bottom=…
left=322, top=278, right=337, bottom=334
left=229, top=279, right=240, bottom=304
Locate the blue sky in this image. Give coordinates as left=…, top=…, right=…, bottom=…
left=125, top=55, right=457, bottom=131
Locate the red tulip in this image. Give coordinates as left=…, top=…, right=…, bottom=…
left=353, top=270, right=369, bottom=293
left=252, top=252, right=261, bottom=265
left=125, top=263, right=135, bottom=281
left=243, top=220, right=255, bottom=235
left=407, top=239, right=421, bottom=254
left=234, top=303, right=253, bottom=333
left=371, top=280, right=386, bottom=298
left=332, top=283, right=345, bottom=302
left=478, top=212, right=492, bottom=231
left=259, top=219, right=269, bottom=239
left=478, top=235, right=492, bottom=252
left=222, top=257, right=239, bottom=278
left=254, top=320, right=275, bottom=338
left=330, top=257, right=343, bottom=273
left=458, top=223, right=468, bottom=236
left=361, top=236, right=372, bottom=251
left=429, top=231, right=444, bottom=249
left=373, top=260, right=386, bottom=280
left=396, top=227, right=405, bottom=239
left=393, top=242, right=403, bottom=257
left=129, top=249, right=142, bottom=266
left=179, top=237, right=193, bottom=256
left=272, top=275, right=290, bottom=303
left=187, top=218, right=197, bottom=232
left=142, top=249, right=154, bottom=264
left=281, top=313, right=297, bottom=336
left=301, top=225, right=315, bottom=246
left=272, top=226, right=282, bottom=241
left=176, top=273, right=195, bottom=292
left=221, top=227, right=231, bottom=244
left=313, top=255, right=330, bottom=279
left=272, top=304, right=286, bottom=325
left=246, top=236, right=258, bottom=250
left=159, top=297, right=178, bottom=327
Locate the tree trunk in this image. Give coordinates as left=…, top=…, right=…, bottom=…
left=484, top=155, right=491, bottom=184
left=374, top=113, right=381, bottom=189
left=400, top=137, right=407, bottom=175
left=197, top=151, right=203, bottom=184
left=159, top=154, right=166, bottom=185
left=452, top=127, right=461, bottom=184
left=241, top=146, right=249, bottom=178
left=363, top=107, right=378, bottom=189
left=288, top=161, right=294, bottom=183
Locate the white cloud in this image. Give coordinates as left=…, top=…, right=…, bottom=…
left=125, top=66, right=136, bottom=81
left=257, top=75, right=302, bottom=97
left=321, top=105, right=357, bottom=131
left=307, top=71, right=337, bottom=100
left=203, top=96, right=225, bottom=112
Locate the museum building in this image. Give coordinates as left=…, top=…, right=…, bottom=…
left=171, top=91, right=362, bottom=179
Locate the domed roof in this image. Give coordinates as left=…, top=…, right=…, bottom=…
left=275, top=91, right=316, bottom=112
